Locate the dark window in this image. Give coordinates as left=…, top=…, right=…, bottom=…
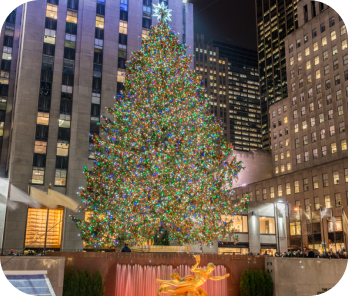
left=319, top=2, right=324, bottom=11
left=120, top=10, right=128, bottom=21
left=142, top=18, right=151, bottom=28
left=329, top=17, right=335, bottom=27
left=62, top=73, right=74, bottom=86
left=63, top=59, right=74, bottom=74
left=0, top=111, right=5, bottom=122
left=64, top=47, right=76, bottom=60
left=43, top=43, right=55, bottom=56
left=303, top=5, right=308, bottom=23
left=6, top=11, right=16, bottom=24
left=97, top=3, right=105, bottom=15
left=320, top=23, right=325, bottom=33
left=36, top=125, right=49, bottom=141
left=67, top=0, right=79, bottom=10
left=58, top=127, right=70, bottom=141
left=33, top=154, right=46, bottom=167
left=312, top=28, right=317, bottom=38
left=119, top=34, right=127, bottom=45
left=45, top=18, right=57, bottom=30
left=143, top=0, right=151, bottom=5
left=117, top=82, right=124, bottom=94
left=92, top=77, right=102, bottom=91
left=60, top=99, right=72, bottom=114
left=47, top=0, right=59, bottom=4
left=118, top=57, right=126, bottom=69
left=42, top=55, right=54, bottom=71
left=40, top=82, right=52, bottom=98
left=95, top=28, right=104, bottom=39
left=66, top=23, right=77, bottom=34
left=1, top=60, right=11, bottom=71
left=91, top=104, right=100, bottom=117
left=0, top=85, right=8, bottom=97
left=41, top=69, right=53, bottom=83
left=94, top=51, right=103, bottom=64
left=90, top=120, right=99, bottom=134
left=3, top=36, right=13, bottom=47
left=38, top=96, right=51, bottom=112
left=56, top=156, right=69, bottom=169
left=311, top=1, right=316, bottom=18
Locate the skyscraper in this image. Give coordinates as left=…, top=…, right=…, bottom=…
left=255, top=0, right=298, bottom=149
left=0, top=0, right=193, bottom=253
left=195, top=36, right=262, bottom=151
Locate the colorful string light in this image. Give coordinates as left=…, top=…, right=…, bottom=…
left=71, top=19, right=249, bottom=249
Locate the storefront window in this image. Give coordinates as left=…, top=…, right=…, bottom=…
left=218, top=247, right=248, bottom=255
left=25, top=208, right=63, bottom=248
left=261, top=248, right=276, bottom=256
left=232, top=216, right=248, bottom=232
left=290, top=221, right=301, bottom=235
left=259, top=217, right=275, bottom=234
left=328, top=217, right=342, bottom=232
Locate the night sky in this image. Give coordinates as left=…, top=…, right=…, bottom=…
left=189, top=0, right=257, bottom=51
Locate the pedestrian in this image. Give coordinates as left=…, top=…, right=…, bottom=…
left=121, top=243, right=131, bottom=252
left=263, top=250, right=268, bottom=256
left=308, top=249, right=315, bottom=258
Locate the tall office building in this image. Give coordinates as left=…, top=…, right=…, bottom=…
left=235, top=1, right=348, bottom=253
left=195, top=36, right=262, bottom=151
left=255, top=0, right=299, bottom=149
left=0, top=0, right=193, bottom=253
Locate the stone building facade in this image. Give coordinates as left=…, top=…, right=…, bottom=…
left=0, top=0, right=193, bottom=253
left=235, top=1, right=348, bottom=253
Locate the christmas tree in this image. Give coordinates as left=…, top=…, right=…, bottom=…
left=71, top=3, right=249, bottom=249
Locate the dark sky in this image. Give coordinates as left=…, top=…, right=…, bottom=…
left=189, top=0, right=257, bottom=50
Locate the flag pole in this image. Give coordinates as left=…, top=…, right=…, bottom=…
left=43, top=184, right=51, bottom=256
left=310, top=205, right=314, bottom=248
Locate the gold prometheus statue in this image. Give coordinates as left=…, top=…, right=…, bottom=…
left=156, top=255, right=230, bottom=296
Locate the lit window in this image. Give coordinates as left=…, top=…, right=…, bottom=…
left=142, top=28, right=150, bottom=39
left=55, top=169, right=67, bottom=186
left=46, top=3, right=58, bottom=19
left=37, top=112, right=49, bottom=125
left=284, top=116, right=288, bottom=123
left=323, top=50, right=328, bottom=61
left=331, top=31, right=336, bottom=41
left=294, top=181, right=299, bottom=193
left=281, top=165, right=285, bottom=173
left=286, top=139, right=289, bottom=147
left=278, top=184, right=282, bottom=196
left=329, top=125, right=335, bottom=136
left=32, top=167, right=45, bottom=185
left=95, top=38, right=103, bottom=48
left=317, top=84, right=322, bottom=94
left=275, top=154, right=278, bottom=162
left=341, top=140, right=347, bottom=151
left=66, top=9, right=78, bottom=23
left=344, top=55, right=348, bottom=65
left=296, top=154, right=301, bottom=164
left=338, top=105, right=343, bottom=116
left=340, top=122, right=345, bottom=133
left=287, top=162, right=291, bottom=170
left=305, top=47, right=310, bottom=56
left=57, top=142, right=69, bottom=156
left=306, top=61, right=311, bottom=70
left=259, top=217, right=275, bottom=234
left=302, top=120, right=307, bottom=129
left=331, top=142, right=337, bottom=153
left=310, top=117, right=315, bottom=127
left=333, top=59, right=339, bottom=70
left=325, top=195, right=331, bottom=208
left=65, top=33, right=76, bottom=42
left=313, top=42, right=318, bottom=51
left=294, top=124, right=298, bottom=133
left=335, top=194, right=342, bottom=208
left=320, top=129, right=325, bottom=140
left=286, top=183, right=291, bottom=195
left=34, top=141, right=47, bottom=154
left=322, top=36, right=327, bottom=46
left=280, top=153, right=284, bottom=160
left=341, top=25, right=346, bottom=35
left=313, top=148, right=318, bottom=159
left=319, top=113, right=324, bottom=123
left=304, top=151, right=309, bottom=162
left=327, top=94, right=332, bottom=105
left=290, top=57, right=294, bottom=65
left=275, top=166, right=279, bottom=174
left=96, top=16, right=105, bottom=29
left=309, top=102, right=314, bottom=112
left=333, top=45, right=338, bottom=56
left=297, top=52, right=301, bottom=62
left=44, top=29, right=56, bottom=44
left=314, top=56, right=319, bottom=65
left=342, top=40, right=347, bottom=50
left=117, top=69, right=125, bottom=83
left=119, top=20, right=128, bottom=34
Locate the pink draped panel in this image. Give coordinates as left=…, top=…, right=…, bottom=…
left=115, top=264, right=228, bottom=296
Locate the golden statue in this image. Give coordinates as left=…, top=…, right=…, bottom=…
left=156, top=255, right=230, bottom=296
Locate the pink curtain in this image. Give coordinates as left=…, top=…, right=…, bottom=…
left=115, top=264, right=228, bottom=296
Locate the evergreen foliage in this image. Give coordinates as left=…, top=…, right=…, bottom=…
left=239, top=269, right=273, bottom=296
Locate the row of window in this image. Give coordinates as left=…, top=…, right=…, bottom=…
left=0, top=10, right=16, bottom=161
left=289, top=15, right=344, bottom=53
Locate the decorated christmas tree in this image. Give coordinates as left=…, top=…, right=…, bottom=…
left=71, top=3, right=249, bottom=249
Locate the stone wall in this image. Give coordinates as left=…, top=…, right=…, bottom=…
left=265, top=257, right=348, bottom=296
left=0, top=256, right=65, bottom=296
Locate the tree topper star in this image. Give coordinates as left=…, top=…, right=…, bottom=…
left=152, top=2, right=172, bottom=22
